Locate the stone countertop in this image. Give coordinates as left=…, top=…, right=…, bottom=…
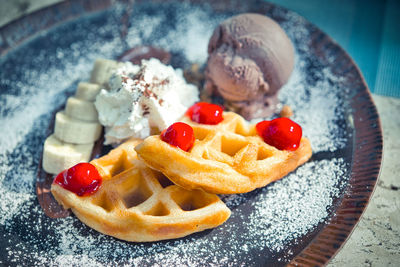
left=328, top=95, right=400, bottom=266
left=1, top=0, right=399, bottom=266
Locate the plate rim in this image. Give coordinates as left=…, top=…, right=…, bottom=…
left=0, top=0, right=383, bottom=265
left=287, top=21, right=383, bottom=267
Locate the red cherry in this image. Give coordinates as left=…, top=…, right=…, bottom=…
left=256, top=118, right=302, bottom=151
left=186, top=102, right=223, bottom=125
left=160, top=122, right=195, bottom=151
left=53, top=163, right=102, bottom=196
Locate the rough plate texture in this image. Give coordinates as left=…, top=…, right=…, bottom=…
left=0, top=0, right=382, bottom=266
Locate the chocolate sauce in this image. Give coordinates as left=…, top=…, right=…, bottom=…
left=36, top=105, right=71, bottom=218
left=37, top=133, right=105, bottom=218
left=36, top=163, right=71, bottom=218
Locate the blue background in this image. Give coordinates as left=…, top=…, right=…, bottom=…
left=267, top=0, right=400, bottom=97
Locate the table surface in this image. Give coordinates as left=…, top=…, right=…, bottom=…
left=1, top=0, right=399, bottom=266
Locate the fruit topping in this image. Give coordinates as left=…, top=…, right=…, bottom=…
left=53, top=163, right=102, bottom=196
left=256, top=117, right=302, bottom=151
left=160, top=122, right=195, bottom=151
left=186, top=102, right=223, bottom=125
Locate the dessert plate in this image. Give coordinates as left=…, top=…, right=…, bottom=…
left=0, top=0, right=382, bottom=266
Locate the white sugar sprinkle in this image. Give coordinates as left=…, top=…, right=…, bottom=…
left=0, top=3, right=351, bottom=266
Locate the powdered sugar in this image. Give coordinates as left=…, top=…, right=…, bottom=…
left=0, top=2, right=352, bottom=266
left=280, top=63, right=348, bottom=153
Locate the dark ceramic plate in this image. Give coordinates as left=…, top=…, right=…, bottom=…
left=0, top=0, right=382, bottom=266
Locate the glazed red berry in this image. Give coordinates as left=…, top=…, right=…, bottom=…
left=256, top=117, right=302, bottom=151
left=186, top=102, right=223, bottom=125
left=161, top=122, right=195, bottom=151
left=53, top=163, right=102, bottom=196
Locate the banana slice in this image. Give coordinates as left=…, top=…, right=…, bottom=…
left=54, top=111, right=102, bottom=144
left=75, top=82, right=101, bottom=101
left=65, top=96, right=98, bottom=122
left=90, top=59, right=122, bottom=88
left=42, top=134, right=94, bottom=174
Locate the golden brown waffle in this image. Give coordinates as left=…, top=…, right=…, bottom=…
left=51, top=138, right=231, bottom=242
left=135, top=112, right=312, bottom=194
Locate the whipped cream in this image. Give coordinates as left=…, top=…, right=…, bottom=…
left=95, top=58, right=199, bottom=144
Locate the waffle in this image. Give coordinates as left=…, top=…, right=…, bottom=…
left=51, top=138, right=231, bottom=242
left=135, top=112, right=312, bottom=194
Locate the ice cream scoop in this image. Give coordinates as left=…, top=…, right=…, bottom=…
left=204, top=13, right=294, bottom=119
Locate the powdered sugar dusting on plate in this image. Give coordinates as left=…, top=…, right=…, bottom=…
left=0, top=2, right=351, bottom=266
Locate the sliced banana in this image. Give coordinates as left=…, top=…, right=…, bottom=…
left=54, top=111, right=102, bottom=144
left=90, top=59, right=121, bottom=89
left=43, top=58, right=119, bottom=174
left=75, top=82, right=101, bottom=101
left=65, top=96, right=98, bottom=122
left=42, top=134, right=94, bottom=174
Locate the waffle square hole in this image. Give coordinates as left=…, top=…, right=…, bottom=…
left=201, top=150, right=210, bottom=160
left=234, top=121, right=249, bottom=136
left=221, top=136, right=249, bottom=157
left=257, top=147, right=273, bottom=160
left=93, top=193, right=114, bottom=212
left=123, top=183, right=153, bottom=208
left=179, top=201, right=197, bottom=211
left=144, top=202, right=170, bottom=216
left=123, top=188, right=152, bottom=208
left=153, top=171, right=174, bottom=188
left=108, top=151, right=128, bottom=177
left=172, top=191, right=215, bottom=211
left=193, top=128, right=209, bottom=141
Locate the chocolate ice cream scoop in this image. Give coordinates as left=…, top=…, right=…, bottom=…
left=204, top=13, right=294, bottom=119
